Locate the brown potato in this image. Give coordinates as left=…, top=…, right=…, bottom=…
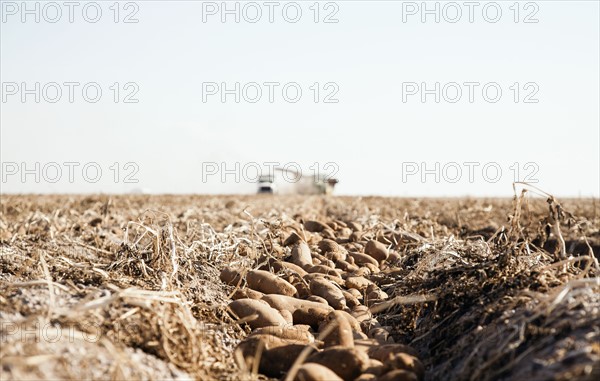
left=220, top=267, right=243, bottom=286
left=365, top=287, right=389, bottom=307
left=236, top=334, right=313, bottom=378
left=295, top=363, right=343, bottom=381
left=291, top=279, right=311, bottom=299
left=306, top=346, right=369, bottom=381
left=320, top=228, right=337, bottom=240
left=247, top=269, right=297, bottom=296
left=228, top=299, right=288, bottom=329
left=251, top=325, right=314, bottom=344
left=346, top=221, right=362, bottom=232
left=386, top=251, right=402, bottom=264
left=365, top=240, right=389, bottom=262
left=262, top=294, right=334, bottom=320
left=307, top=265, right=343, bottom=278
left=311, top=253, right=336, bottom=269
left=292, top=242, right=314, bottom=269
left=341, top=289, right=361, bottom=308
left=356, top=374, right=377, bottom=381
left=336, top=310, right=363, bottom=332
left=284, top=231, right=303, bottom=246
left=231, top=288, right=264, bottom=300
left=367, top=344, right=419, bottom=361
left=304, top=220, right=329, bottom=232
left=353, top=267, right=372, bottom=277
left=293, top=306, right=332, bottom=329
left=374, top=370, right=418, bottom=381
left=310, top=278, right=346, bottom=310
left=307, top=295, right=329, bottom=305
left=304, top=272, right=345, bottom=286
left=368, top=327, right=394, bottom=344
left=335, top=259, right=359, bottom=273
left=364, top=263, right=381, bottom=274
left=346, top=276, right=374, bottom=291
left=348, top=252, right=379, bottom=267
left=321, top=311, right=354, bottom=348
left=365, top=359, right=385, bottom=376
left=383, top=353, right=424, bottom=381
left=347, top=288, right=362, bottom=299
left=318, top=238, right=340, bottom=253
left=262, top=258, right=308, bottom=277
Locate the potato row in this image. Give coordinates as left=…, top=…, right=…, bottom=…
left=222, top=219, right=424, bottom=381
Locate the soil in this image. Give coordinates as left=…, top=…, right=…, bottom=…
left=1, top=194, right=599, bottom=380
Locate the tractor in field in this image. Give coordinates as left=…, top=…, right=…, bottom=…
left=257, top=167, right=338, bottom=195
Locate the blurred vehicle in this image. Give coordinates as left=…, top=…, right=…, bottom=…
left=257, top=174, right=276, bottom=194
left=256, top=168, right=338, bottom=195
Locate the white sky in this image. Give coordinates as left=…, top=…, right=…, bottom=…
left=1, top=0, right=599, bottom=197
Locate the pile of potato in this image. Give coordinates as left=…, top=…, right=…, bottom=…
left=222, top=219, right=424, bottom=381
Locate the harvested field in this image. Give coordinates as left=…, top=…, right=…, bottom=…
left=1, top=193, right=599, bottom=380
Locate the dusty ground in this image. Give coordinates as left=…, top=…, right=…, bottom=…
left=1, top=193, right=599, bottom=380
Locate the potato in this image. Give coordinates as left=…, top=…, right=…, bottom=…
left=383, top=353, right=424, bottom=381
left=262, top=294, right=334, bottom=321
left=356, top=375, right=377, bottom=381
left=364, top=263, right=381, bottom=274
left=374, top=370, right=418, bottom=381
left=353, top=267, right=372, bottom=277
left=220, top=267, right=243, bottom=286
left=228, top=299, right=288, bottom=329
left=347, top=288, right=362, bottom=299
left=310, top=278, right=346, bottom=310
left=365, top=359, right=385, bottom=376
left=318, top=238, right=340, bottom=253
left=368, top=327, right=393, bottom=344
left=306, top=346, right=369, bottom=381
left=291, top=279, right=311, bottom=299
left=321, top=311, right=354, bottom=348
left=231, top=288, right=264, bottom=300
left=284, top=231, right=303, bottom=246
left=320, top=228, right=337, bottom=240
left=383, top=268, right=404, bottom=277
left=247, top=269, right=297, bottom=296
left=318, top=239, right=346, bottom=262
left=346, top=221, right=362, bottom=232
left=365, top=286, right=388, bottom=307
left=337, top=310, right=363, bottom=332
left=386, top=251, right=402, bottom=264
left=292, top=242, right=313, bottom=269
left=335, top=259, right=359, bottom=273
left=304, top=272, right=345, bottom=286
left=307, top=265, right=343, bottom=278
left=279, top=261, right=309, bottom=277
left=348, top=252, right=379, bottom=267
left=295, top=363, right=343, bottom=381
left=293, top=306, right=332, bottom=329
left=341, top=289, right=360, bottom=308
left=307, top=295, right=329, bottom=305
left=311, top=253, right=336, bottom=269
left=345, top=276, right=374, bottom=291
left=354, top=338, right=380, bottom=356
left=365, top=240, right=389, bottom=262
left=351, top=305, right=372, bottom=323
left=367, top=344, right=419, bottom=361
left=261, top=258, right=308, bottom=277
left=304, top=220, right=329, bottom=232
left=251, top=325, right=314, bottom=344
left=236, top=334, right=312, bottom=378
